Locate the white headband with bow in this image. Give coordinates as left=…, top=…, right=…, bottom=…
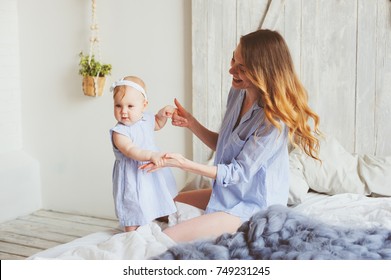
left=110, top=79, right=147, bottom=100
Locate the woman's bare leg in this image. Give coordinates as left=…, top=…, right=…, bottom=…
left=163, top=211, right=242, bottom=243
left=174, top=189, right=212, bottom=210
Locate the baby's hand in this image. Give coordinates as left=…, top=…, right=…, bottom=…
left=160, top=105, right=177, bottom=119
left=150, top=152, right=166, bottom=167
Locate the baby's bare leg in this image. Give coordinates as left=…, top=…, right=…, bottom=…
left=124, top=226, right=139, bottom=232
left=163, top=211, right=242, bottom=243
left=174, top=189, right=212, bottom=210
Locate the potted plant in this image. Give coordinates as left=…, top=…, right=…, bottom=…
left=79, top=52, right=112, bottom=97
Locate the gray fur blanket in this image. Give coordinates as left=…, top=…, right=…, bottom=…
left=154, top=205, right=391, bottom=260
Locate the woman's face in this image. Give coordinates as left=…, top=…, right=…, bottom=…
left=114, top=87, right=147, bottom=126
left=229, top=44, right=253, bottom=90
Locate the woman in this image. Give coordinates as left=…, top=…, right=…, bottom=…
left=141, top=29, right=321, bottom=242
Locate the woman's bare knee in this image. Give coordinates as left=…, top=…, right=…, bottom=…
left=174, top=189, right=212, bottom=210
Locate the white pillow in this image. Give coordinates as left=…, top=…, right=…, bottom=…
left=288, top=147, right=310, bottom=205
left=358, top=154, right=391, bottom=197
left=300, top=136, right=368, bottom=195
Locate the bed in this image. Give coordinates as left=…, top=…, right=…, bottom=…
left=28, top=136, right=391, bottom=260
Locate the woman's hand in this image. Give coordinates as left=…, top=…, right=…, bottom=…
left=171, top=98, right=193, bottom=128
left=172, top=98, right=218, bottom=151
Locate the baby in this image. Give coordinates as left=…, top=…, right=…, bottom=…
left=109, top=76, right=177, bottom=232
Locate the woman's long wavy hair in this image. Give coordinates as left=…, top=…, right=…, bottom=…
left=240, top=29, right=321, bottom=160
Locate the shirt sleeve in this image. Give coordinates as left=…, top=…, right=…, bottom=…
left=215, top=124, right=286, bottom=188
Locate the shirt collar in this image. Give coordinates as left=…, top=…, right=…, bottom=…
left=239, top=90, right=262, bottom=119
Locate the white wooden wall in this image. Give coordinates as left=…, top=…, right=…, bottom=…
left=192, top=0, right=391, bottom=163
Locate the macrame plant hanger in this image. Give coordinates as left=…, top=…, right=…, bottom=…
left=88, top=0, right=101, bottom=97
left=80, top=0, right=111, bottom=97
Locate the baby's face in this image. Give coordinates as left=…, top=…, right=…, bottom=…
left=114, top=87, right=147, bottom=125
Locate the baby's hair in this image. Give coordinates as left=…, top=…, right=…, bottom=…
left=113, top=76, right=147, bottom=100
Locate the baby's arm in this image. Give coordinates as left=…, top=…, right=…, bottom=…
left=155, top=105, right=176, bottom=131
left=112, top=132, right=165, bottom=166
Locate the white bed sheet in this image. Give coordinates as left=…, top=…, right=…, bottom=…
left=28, top=193, right=391, bottom=260
left=28, top=202, right=202, bottom=260
left=293, top=192, right=391, bottom=230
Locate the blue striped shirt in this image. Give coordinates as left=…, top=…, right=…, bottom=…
left=205, top=88, right=289, bottom=221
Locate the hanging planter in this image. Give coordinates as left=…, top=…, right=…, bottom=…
left=78, top=0, right=112, bottom=97
left=82, top=76, right=106, bottom=97
left=79, top=52, right=112, bottom=97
